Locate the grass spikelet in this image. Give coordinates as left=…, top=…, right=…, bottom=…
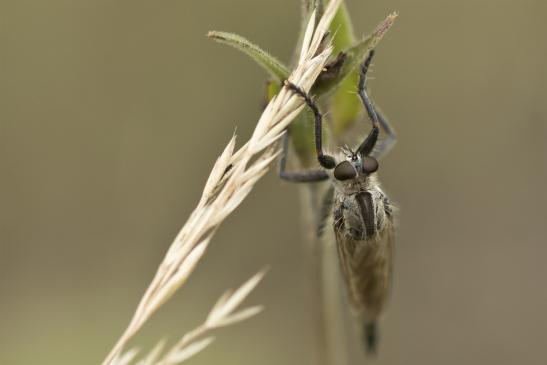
left=102, top=1, right=342, bottom=364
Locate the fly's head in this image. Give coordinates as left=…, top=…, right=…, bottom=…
left=331, top=146, right=379, bottom=190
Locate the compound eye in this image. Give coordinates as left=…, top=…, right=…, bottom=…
left=333, top=161, right=357, bottom=181
left=362, top=156, right=379, bottom=174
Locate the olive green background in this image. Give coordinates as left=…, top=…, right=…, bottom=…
left=1, top=0, right=546, bottom=364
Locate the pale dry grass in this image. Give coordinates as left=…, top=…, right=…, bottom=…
left=111, top=271, right=266, bottom=365
left=101, top=1, right=342, bottom=364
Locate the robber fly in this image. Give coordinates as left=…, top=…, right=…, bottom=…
left=280, top=50, right=396, bottom=354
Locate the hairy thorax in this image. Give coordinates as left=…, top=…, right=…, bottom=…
left=332, top=173, right=392, bottom=240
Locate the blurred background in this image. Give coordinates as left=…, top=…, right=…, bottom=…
left=2, top=0, right=547, bottom=364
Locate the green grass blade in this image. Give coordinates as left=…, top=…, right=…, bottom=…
left=207, top=31, right=290, bottom=81
left=315, top=12, right=397, bottom=135
left=329, top=1, right=355, bottom=53
left=314, top=13, right=397, bottom=96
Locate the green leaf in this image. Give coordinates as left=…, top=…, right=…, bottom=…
left=314, top=13, right=398, bottom=96
left=265, top=80, right=315, bottom=167
left=325, top=2, right=358, bottom=136
left=289, top=112, right=316, bottom=167
left=265, top=80, right=281, bottom=101
left=315, top=12, right=398, bottom=136
left=207, top=31, right=290, bottom=81
left=329, top=1, right=356, bottom=53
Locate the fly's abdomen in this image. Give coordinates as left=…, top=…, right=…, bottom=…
left=351, top=230, right=393, bottom=320
left=334, top=191, right=395, bottom=321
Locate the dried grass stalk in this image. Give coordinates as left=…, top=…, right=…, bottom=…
left=102, top=1, right=342, bottom=363
left=113, top=271, right=266, bottom=365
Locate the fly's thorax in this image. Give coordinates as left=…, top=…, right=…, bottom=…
left=333, top=180, right=392, bottom=241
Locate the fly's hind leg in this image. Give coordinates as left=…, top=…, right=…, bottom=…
left=316, top=185, right=334, bottom=237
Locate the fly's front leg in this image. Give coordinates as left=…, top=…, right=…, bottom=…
left=357, top=50, right=397, bottom=160
left=279, top=132, right=329, bottom=183
left=284, top=81, right=336, bottom=169
left=372, top=109, right=397, bottom=160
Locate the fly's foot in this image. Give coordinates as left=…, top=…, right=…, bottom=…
left=319, top=154, right=336, bottom=169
